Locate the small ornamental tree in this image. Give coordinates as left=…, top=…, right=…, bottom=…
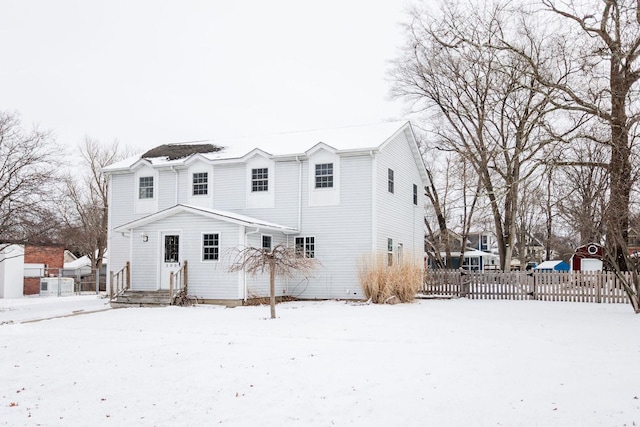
left=227, top=243, right=319, bottom=318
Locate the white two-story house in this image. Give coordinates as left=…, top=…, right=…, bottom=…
left=104, top=121, right=427, bottom=303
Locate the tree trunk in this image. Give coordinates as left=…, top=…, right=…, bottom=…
left=269, top=258, right=276, bottom=319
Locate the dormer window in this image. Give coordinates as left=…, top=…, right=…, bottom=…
left=315, top=163, right=333, bottom=188
left=252, top=168, right=269, bottom=192
left=139, top=176, right=154, bottom=199
left=192, top=172, right=208, bottom=195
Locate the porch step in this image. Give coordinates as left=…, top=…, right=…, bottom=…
left=111, top=290, right=171, bottom=307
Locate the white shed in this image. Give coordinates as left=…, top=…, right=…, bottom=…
left=0, top=244, right=25, bottom=298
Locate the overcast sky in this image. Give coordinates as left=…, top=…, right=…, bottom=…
left=0, top=1, right=412, bottom=154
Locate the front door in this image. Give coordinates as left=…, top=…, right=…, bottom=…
left=160, top=233, right=181, bottom=289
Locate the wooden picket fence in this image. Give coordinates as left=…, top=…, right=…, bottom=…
left=422, top=270, right=631, bottom=304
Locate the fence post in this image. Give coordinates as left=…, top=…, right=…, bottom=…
left=125, top=261, right=131, bottom=290
left=109, top=271, right=114, bottom=299
left=460, top=270, right=468, bottom=298
left=183, top=260, right=188, bottom=292
left=169, top=272, right=174, bottom=305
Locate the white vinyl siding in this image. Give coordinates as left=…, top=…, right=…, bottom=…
left=375, top=130, right=425, bottom=266
left=106, top=122, right=426, bottom=302
left=214, top=164, right=246, bottom=210
left=128, top=211, right=243, bottom=298
left=295, top=155, right=372, bottom=299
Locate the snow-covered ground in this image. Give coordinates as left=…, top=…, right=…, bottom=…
left=1, top=296, right=639, bottom=426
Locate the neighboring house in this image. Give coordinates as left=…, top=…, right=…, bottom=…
left=23, top=245, right=65, bottom=295
left=467, top=230, right=497, bottom=253
left=427, top=230, right=500, bottom=271
left=64, top=250, right=78, bottom=264
left=628, top=227, right=640, bottom=255
left=104, top=121, right=427, bottom=302
left=63, top=255, right=92, bottom=277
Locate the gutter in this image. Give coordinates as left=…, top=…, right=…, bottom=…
left=170, top=166, right=178, bottom=205
left=243, top=228, right=260, bottom=302
left=370, top=150, right=377, bottom=254
left=296, top=156, right=302, bottom=231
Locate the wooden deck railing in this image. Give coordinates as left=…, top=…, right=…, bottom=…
left=109, top=261, right=130, bottom=299
left=423, top=269, right=630, bottom=304
left=169, top=261, right=188, bottom=305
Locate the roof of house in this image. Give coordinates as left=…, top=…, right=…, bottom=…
left=534, top=260, right=569, bottom=270
left=141, top=143, right=223, bottom=160
left=103, top=121, right=416, bottom=172
left=64, top=255, right=91, bottom=270
left=114, top=204, right=299, bottom=235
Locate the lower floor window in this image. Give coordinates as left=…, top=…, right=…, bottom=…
left=262, top=235, right=272, bottom=251
left=203, top=233, right=219, bottom=261
left=295, top=236, right=315, bottom=258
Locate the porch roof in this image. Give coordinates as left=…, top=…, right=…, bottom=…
left=114, top=204, right=299, bottom=235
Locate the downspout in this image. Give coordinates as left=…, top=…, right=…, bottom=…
left=370, top=150, right=377, bottom=254
left=170, top=166, right=178, bottom=205
left=296, top=156, right=302, bottom=231
left=243, top=228, right=260, bottom=302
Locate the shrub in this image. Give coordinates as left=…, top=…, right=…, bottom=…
left=358, top=255, right=423, bottom=303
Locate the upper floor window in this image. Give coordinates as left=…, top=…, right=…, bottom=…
left=295, top=236, right=315, bottom=258
left=388, top=169, right=394, bottom=193
left=413, top=184, right=418, bottom=205
left=252, top=168, right=269, bottom=192
left=480, top=235, right=488, bottom=251
left=315, top=163, right=333, bottom=188
left=139, top=176, right=154, bottom=199
left=202, top=233, right=219, bottom=261
left=192, top=172, right=208, bottom=195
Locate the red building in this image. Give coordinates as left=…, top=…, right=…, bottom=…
left=23, top=245, right=64, bottom=295
left=570, top=243, right=604, bottom=271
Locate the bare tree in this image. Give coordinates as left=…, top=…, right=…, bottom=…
left=554, top=141, right=610, bottom=245
left=0, top=111, right=61, bottom=250
left=227, top=244, right=319, bottom=318
left=391, top=1, right=559, bottom=270
left=496, top=1, right=640, bottom=269
left=61, top=137, right=132, bottom=274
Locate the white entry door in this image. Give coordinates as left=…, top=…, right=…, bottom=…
left=160, top=233, right=181, bottom=289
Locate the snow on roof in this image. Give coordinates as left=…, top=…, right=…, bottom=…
left=534, top=260, right=568, bottom=270
left=64, top=255, right=91, bottom=269
left=114, top=204, right=298, bottom=234
left=103, top=121, right=410, bottom=172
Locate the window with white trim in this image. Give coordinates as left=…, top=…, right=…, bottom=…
left=315, top=163, right=333, bottom=188
left=295, top=237, right=315, bottom=258
left=387, top=238, right=393, bottom=266
left=388, top=169, right=394, bottom=193
left=252, top=168, right=269, bottom=192
left=202, top=233, right=219, bottom=261
left=262, top=235, right=272, bottom=251
left=413, top=184, right=418, bottom=205
left=139, top=176, right=154, bottom=199
left=192, top=172, right=208, bottom=195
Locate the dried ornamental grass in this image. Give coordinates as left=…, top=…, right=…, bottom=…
left=358, top=254, right=422, bottom=303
